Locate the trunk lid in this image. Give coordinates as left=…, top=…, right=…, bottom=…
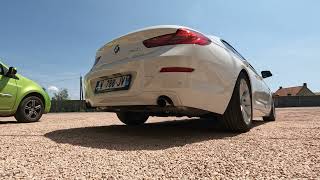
left=93, top=26, right=182, bottom=68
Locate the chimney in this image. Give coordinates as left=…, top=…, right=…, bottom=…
left=303, top=83, right=307, bottom=87
left=279, top=86, right=282, bottom=89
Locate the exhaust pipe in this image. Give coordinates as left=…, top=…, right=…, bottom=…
left=157, top=96, right=174, bottom=107
left=157, top=98, right=167, bottom=107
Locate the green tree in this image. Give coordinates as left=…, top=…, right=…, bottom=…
left=52, top=88, right=69, bottom=101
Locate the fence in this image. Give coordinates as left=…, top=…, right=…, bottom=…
left=50, top=100, right=87, bottom=112
left=274, top=95, right=320, bottom=108
left=49, top=96, right=320, bottom=112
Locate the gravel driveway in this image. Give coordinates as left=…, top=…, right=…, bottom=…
left=0, top=107, right=319, bottom=179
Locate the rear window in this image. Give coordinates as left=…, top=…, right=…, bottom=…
left=93, top=56, right=101, bottom=66
left=221, top=40, right=246, bottom=60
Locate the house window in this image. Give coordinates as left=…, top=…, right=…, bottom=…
left=287, top=93, right=292, bottom=96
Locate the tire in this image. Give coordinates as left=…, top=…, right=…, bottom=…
left=263, top=101, right=276, bottom=121
left=116, top=112, right=149, bottom=126
left=219, top=72, right=253, bottom=132
left=14, top=96, right=44, bottom=123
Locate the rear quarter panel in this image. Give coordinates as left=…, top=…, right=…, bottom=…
left=208, top=38, right=271, bottom=117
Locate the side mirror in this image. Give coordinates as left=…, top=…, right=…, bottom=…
left=6, top=67, right=17, bottom=77
left=261, top=70, right=272, bottom=78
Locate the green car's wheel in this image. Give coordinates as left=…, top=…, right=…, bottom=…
left=14, top=96, right=44, bottom=123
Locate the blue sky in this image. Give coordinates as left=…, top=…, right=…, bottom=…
left=1, top=0, right=320, bottom=99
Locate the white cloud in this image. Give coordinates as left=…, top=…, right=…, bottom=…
left=48, top=86, right=59, bottom=92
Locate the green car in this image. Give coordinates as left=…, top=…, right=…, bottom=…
left=0, top=61, right=51, bottom=122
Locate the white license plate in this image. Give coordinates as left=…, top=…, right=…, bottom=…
left=95, top=75, right=131, bottom=93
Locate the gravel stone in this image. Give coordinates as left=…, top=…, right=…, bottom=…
left=0, top=107, right=319, bottom=179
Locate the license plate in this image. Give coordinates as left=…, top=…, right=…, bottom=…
left=95, top=75, right=131, bottom=93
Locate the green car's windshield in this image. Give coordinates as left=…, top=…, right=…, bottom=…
left=0, top=63, right=4, bottom=75
left=0, top=62, right=9, bottom=75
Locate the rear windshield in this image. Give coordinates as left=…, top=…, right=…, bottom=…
left=0, top=63, right=8, bottom=75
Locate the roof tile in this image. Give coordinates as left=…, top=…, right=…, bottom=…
left=274, top=86, right=303, bottom=96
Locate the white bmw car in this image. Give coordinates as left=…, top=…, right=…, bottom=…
left=84, top=25, right=275, bottom=132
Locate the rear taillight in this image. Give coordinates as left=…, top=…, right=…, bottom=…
left=143, top=28, right=211, bottom=48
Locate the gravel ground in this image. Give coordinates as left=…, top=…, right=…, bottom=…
left=0, top=107, right=319, bottom=179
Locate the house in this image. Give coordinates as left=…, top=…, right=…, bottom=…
left=274, top=83, right=315, bottom=96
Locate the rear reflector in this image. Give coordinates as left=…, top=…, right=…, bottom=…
left=160, top=67, right=194, bottom=73
left=143, top=28, right=211, bottom=48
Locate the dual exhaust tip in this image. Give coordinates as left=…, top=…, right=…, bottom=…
left=157, top=96, right=174, bottom=107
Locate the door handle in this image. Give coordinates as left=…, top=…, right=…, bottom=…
left=0, top=93, right=13, bottom=97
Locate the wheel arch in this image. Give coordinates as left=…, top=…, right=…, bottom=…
left=220, top=68, right=253, bottom=132
left=239, top=69, right=253, bottom=114
left=239, top=69, right=252, bottom=91
left=15, top=91, right=46, bottom=111
left=222, top=68, right=252, bottom=114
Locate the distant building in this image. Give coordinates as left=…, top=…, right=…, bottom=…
left=274, top=83, right=315, bottom=96
left=315, top=92, right=320, bottom=96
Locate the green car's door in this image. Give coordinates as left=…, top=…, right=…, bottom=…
left=0, top=63, right=18, bottom=110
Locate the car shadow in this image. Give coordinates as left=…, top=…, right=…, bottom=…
left=45, top=118, right=267, bottom=151
left=0, top=120, right=18, bottom=124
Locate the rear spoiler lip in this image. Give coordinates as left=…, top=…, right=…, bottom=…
left=97, top=25, right=194, bottom=52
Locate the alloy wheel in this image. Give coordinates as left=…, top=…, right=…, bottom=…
left=239, top=79, right=252, bottom=125
left=24, top=99, right=42, bottom=119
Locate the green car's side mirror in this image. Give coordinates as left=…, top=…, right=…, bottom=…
left=6, top=67, right=17, bottom=77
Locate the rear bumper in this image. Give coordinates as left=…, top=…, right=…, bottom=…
left=84, top=45, right=238, bottom=115
left=98, top=105, right=216, bottom=118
